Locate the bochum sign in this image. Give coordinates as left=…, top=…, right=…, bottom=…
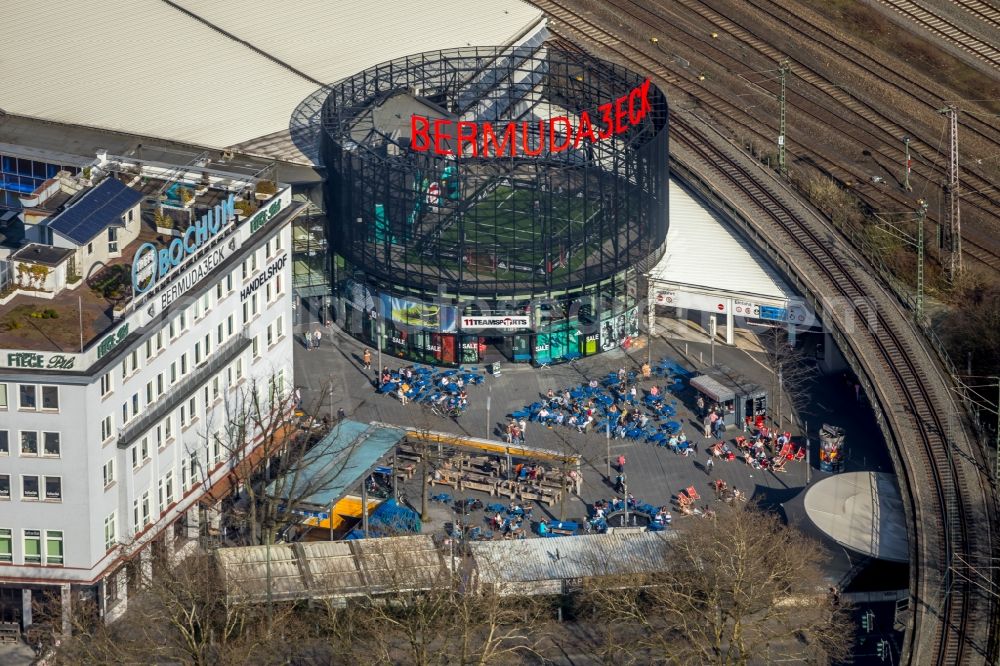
left=409, top=79, right=652, bottom=158
left=132, top=194, right=235, bottom=295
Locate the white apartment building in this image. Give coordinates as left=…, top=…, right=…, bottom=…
left=0, top=155, right=302, bottom=630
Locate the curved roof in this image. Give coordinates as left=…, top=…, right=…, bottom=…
left=0, top=0, right=544, bottom=151
left=803, top=471, right=909, bottom=562
left=650, top=179, right=797, bottom=302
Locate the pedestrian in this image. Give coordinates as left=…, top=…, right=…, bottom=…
left=362, top=348, right=372, bottom=370
left=615, top=472, right=627, bottom=493
left=706, top=456, right=714, bottom=474
left=703, top=414, right=712, bottom=438
left=616, top=454, right=626, bottom=474
left=313, top=328, right=322, bottom=349
left=617, top=366, right=626, bottom=383
left=519, top=418, right=527, bottom=442
left=696, top=395, right=705, bottom=416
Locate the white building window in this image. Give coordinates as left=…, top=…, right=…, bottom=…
left=0, top=383, right=7, bottom=409
left=100, top=373, right=112, bottom=397
left=41, top=386, right=58, bottom=410
left=23, top=529, right=41, bottom=564
left=18, top=385, right=36, bottom=410
left=133, top=499, right=139, bottom=534
left=43, top=432, right=60, bottom=457
left=0, top=475, right=9, bottom=499
left=19, top=431, right=38, bottom=456
left=0, top=431, right=7, bottom=455
left=101, top=415, right=113, bottom=442
left=141, top=491, right=151, bottom=525
left=0, top=529, right=11, bottom=563
left=44, top=476, right=62, bottom=501
left=103, top=459, right=115, bottom=487
left=104, top=513, right=116, bottom=550
left=165, top=471, right=174, bottom=506
left=45, top=530, right=63, bottom=565
left=21, top=475, right=39, bottom=500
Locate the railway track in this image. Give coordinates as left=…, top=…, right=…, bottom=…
left=877, top=0, right=1000, bottom=71
left=948, top=0, right=1000, bottom=30
left=601, top=0, right=1000, bottom=271
left=531, top=1, right=997, bottom=662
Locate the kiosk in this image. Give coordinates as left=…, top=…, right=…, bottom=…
left=689, top=372, right=767, bottom=428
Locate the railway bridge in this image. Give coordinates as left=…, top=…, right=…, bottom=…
left=533, top=5, right=1000, bottom=662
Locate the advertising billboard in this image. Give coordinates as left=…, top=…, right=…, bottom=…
left=380, top=293, right=456, bottom=332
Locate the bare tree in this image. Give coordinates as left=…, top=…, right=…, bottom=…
left=190, top=373, right=365, bottom=546
left=579, top=503, right=853, bottom=665
left=758, top=328, right=818, bottom=430
left=49, top=552, right=308, bottom=666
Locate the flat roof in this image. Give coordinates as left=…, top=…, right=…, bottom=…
left=470, top=531, right=674, bottom=584
left=9, top=243, right=74, bottom=267
left=0, top=166, right=290, bottom=355
left=689, top=370, right=764, bottom=402
left=217, top=535, right=448, bottom=602
left=268, top=420, right=407, bottom=511
left=0, top=0, right=544, bottom=153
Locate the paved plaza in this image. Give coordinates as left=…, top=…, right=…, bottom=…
left=293, top=319, right=890, bottom=575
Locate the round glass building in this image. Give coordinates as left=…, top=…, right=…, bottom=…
left=322, top=44, right=669, bottom=366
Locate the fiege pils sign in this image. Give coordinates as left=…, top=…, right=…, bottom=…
left=410, top=79, right=653, bottom=158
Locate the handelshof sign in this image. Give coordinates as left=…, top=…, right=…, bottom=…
left=132, top=194, right=236, bottom=295
left=241, top=253, right=288, bottom=301
left=410, top=79, right=652, bottom=157
left=460, top=315, right=531, bottom=330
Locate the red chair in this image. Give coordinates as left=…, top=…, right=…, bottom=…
left=685, top=486, right=701, bottom=501
left=735, top=436, right=748, bottom=449
left=794, top=447, right=806, bottom=461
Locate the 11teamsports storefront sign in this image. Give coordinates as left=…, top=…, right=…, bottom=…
left=460, top=315, right=531, bottom=330
left=410, top=79, right=653, bottom=158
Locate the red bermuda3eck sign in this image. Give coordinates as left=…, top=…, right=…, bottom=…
left=410, top=79, right=653, bottom=157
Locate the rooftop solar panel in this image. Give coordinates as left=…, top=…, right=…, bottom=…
left=47, top=177, right=144, bottom=245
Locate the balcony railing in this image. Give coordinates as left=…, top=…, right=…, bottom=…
left=117, top=332, right=251, bottom=448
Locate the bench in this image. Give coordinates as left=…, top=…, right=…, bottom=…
left=429, top=476, right=458, bottom=489
left=519, top=488, right=561, bottom=505
left=461, top=479, right=497, bottom=495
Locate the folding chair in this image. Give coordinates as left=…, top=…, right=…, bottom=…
left=685, top=486, right=701, bottom=501
left=772, top=457, right=788, bottom=473
left=794, top=447, right=806, bottom=461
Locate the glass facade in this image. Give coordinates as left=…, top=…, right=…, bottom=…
left=323, top=46, right=668, bottom=366
left=0, top=154, right=80, bottom=208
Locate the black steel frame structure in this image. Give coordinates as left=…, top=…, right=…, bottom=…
left=321, top=45, right=669, bottom=365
